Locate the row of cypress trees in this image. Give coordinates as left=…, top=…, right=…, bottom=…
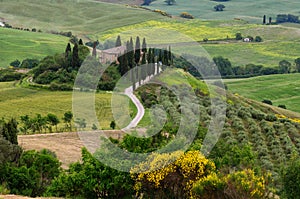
left=116, top=36, right=173, bottom=90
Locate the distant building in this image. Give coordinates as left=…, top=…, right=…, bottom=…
left=243, top=38, right=251, bottom=42
left=100, top=46, right=126, bottom=64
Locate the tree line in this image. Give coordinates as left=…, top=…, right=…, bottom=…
left=179, top=55, right=300, bottom=79
left=116, top=36, right=173, bottom=90
left=19, top=112, right=72, bottom=134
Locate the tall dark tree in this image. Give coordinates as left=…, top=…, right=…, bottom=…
left=115, top=35, right=122, bottom=47
left=163, top=48, right=169, bottom=67
left=152, top=48, right=156, bottom=75
left=118, top=53, right=129, bottom=75
left=127, top=38, right=134, bottom=69
left=147, top=48, right=153, bottom=77
left=65, top=43, right=72, bottom=58
left=142, top=38, right=147, bottom=53
left=168, top=46, right=173, bottom=65
left=141, top=53, right=147, bottom=82
left=263, top=15, right=266, bottom=24
left=72, top=43, right=80, bottom=69
left=92, top=42, right=97, bottom=57
left=135, top=36, right=141, bottom=65
left=79, top=39, right=83, bottom=45
left=134, top=37, right=141, bottom=85
left=269, top=17, right=272, bottom=24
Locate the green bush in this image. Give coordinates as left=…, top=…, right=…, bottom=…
left=282, top=159, right=300, bottom=199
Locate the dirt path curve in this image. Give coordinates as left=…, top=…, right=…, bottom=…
left=122, top=85, right=145, bottom=131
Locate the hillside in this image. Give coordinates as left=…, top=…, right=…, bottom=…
left=0, top=0, right=164, bottom=39
left=1, top=0, right=300, bottom=68
left=0, top=28, right=69, bottom=68
left=132, top=68, right=300, bottom=178
left=0, top=82, right=137, bottom=129
left=146, top=0, right=300, bottom=23
left=225, top=73, right=300, bottom=113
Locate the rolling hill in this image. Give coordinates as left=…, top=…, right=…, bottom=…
left=146, top=0, right=300, bottom=23
left=0, top=0, right=164, bottom=40
left=0, top=82, right=137, bottom=129
left=0, top=28, right=69, bottom=68
left=225, top=73, right=300, bottom=113
left=1, top=0, right=300, bottom=68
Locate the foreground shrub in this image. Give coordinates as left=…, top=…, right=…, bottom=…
left=131, top=151, right=216, bottom=199
left=282, top=158, right=300, bottom=199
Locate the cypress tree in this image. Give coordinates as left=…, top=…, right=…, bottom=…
left=147, top=48, right=152, bottom=77
left=72, top=43, right=80, bottom=69
left=116, top=35, right=122, bottom=47
left=92, top=41, right=97, bottom=57
left=65, top=43, right=71, bottom=58
left=158, top=49, right=162, bottom=63
left=163, top=48, right=169, bottom=67
left=269, top=17, right=272, bottom=24
left=118, top=53, right=128, bottom=76
left=128, top=38, right=134, bottom=69
left=168, top=46, right=173, bottom=65
left=141, top=53, right=147, bottom=82
left=134, top=36, right=141, bottom=65
left=141, top=51, right=146, bottom=65
left=152, top=48, right=156, bottom=75
left=263, top=15, right=266, bottom=24
left=142, top=37, right=147, bottom=53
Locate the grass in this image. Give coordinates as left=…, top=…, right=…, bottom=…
left=100, top=19, right=300, bottom=67
left=0, top=82, right=137, bottom=130
left=155, top=68, right=209, bottom=94
left=0, top=28, right=69, bottom=68
left=2, top=0, right=300, bottom=68
left=0, top=0, right=164, bottom=40
left=147, top=0, right=300, bottom=23
left=225, top=73, right=300, bottom=113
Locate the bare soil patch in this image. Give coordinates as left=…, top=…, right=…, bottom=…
left=18, top=131, right=124, bottom=169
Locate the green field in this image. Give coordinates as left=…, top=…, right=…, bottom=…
left=147, top=0, right=300, bottom=23
left=0, top=82, right=138, bottom=130
left=0, top=28, right=69, bottom=67
left=0, top=0, right=164, bottom=40
left=2, top=0, right=300, bottom=68
left=225, top=73, right=300, bottom=113
left=100, top=19, right=300, bottom=67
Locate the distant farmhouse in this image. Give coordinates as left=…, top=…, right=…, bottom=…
left=100, top=46, right=126, bottom=64
left=0, top=17, right=6, bottom=27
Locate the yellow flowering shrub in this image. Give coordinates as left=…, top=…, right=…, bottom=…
left=193, top=169, right=270, bottom=199
left=192, top=172, right=226, bottom=199
left=275, top=114, right=300, bottom=124
left=130, top=150, right=216, bottom=198
left=225, top=169, right=267, bottom=199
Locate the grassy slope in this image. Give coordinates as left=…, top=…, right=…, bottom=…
left=0, top=28, right=69, bottom=68
left=147, top=0, right=300, bottom=23
left=0, top=0, right=164, bottom=39
left=225, top=73, right=300, bottom=113
left=100, top=19, right=300, bottom=67
left=1, top=0, right=300, bottom=67
left=0, top=82, right=137, bottom=129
